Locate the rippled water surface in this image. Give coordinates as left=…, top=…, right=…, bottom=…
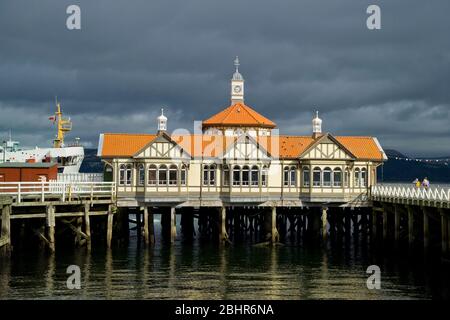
left=1, top=219, right=449, bottom=300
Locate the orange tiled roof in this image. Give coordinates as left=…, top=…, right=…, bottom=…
left=335, top=136, right=385, bottom=160
left=99, top=133, right=385, bottom=161
left=202, top=102, right=276, bottom=129
left=100, top=133, right=157, bottom=157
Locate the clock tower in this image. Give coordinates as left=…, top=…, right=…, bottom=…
left=231, top=56, right=244, bottom=103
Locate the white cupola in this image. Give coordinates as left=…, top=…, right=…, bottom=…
left=231, top=56, right=244, bottom=103
left=157, top=108, right=167, bottom=133
left=312, top=110, right=322, bottom=139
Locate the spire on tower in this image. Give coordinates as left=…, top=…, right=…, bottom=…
left=234, top=56, right=240, bottom=73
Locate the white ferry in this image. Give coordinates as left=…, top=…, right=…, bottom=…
left=0, top=102, right=84, bottom=173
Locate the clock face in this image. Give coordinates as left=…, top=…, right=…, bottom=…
left=233, top=85, right=242, bottom=93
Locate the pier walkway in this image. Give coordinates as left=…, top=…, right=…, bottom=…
left=370, top=183, right=450, bottom=257
left=0, top=181, right=116, bottom=253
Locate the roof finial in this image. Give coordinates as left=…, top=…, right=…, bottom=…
left=157, top=107, right=168, bottom=133
left=234, top=56, right=240, bottom=73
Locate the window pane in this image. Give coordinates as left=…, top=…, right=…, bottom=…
left=209, top=169, right=215, bottom=186
left=149, top=167, right=157, bottom=185
left=290, top=169, right=296, bottom=186
left=224, top=169, right=230, bottom=186
left=303, top=169, right=310, bottom=187
left=242, top=168, right=249, bottom=185
left=203, top=169, right=209, bottom=185
left=159, top=167, right=167, bottom=185
left=284, top=168, right=289, bottom=186
left=313, top=168, right=321, bottom=186
left=262, top=167, right=268, bottom=187
left=181, top=168, right=186, bottom=185
left=139, top=166, right=145, bottom=186
left=333, top=170, right=342, bottom=187
left=169, top=169, right=177, bottom=185
left=323, top=170, right=331, bottom=186
left=233, top=167, right=240, bottom=186
left=251, top=169, right=259, bottom=186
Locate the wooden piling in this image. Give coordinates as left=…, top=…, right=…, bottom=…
left=371, top=207, right=377, bottom=241
left=143, top=207, right=149, bottom=246
left=321, top=207, right=328, bottom=240
left=106, top=205, right=114, bottom=248
left=264, top=207, right=279, bottom=243
left=46, top=205, right=55, bottom=252
left=407, top=206, right=415, bottom=247
left=394, top=205, right=400, bottom=242
left=1, top=200, right=12, bottom=252
left=440, top=209, right=448, bottom=255
left=170, top=207, right=176, bottom=243
left=84, top=203, right=91, bottom=248
left=218, top=207, right=228, bottom=244
left=423, top=208, right=429, bottom=250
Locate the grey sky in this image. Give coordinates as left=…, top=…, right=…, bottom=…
left=0, top=0, right=449, bottom=156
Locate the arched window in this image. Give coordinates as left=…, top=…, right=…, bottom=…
left=209, top=165, right=216, bottom=186
left=302, top=167, right=310, bottom=187
left=125, top=164, right=132, bottom=185
left=148, top=165, right=157, bottom=185
left=323, top=167, right=332, bottom=187
left=223, top=165, right=230, bottom=186
left=169, top=164, right=178, bottom=185
left=233, top=165, right=241, bottom=186
left=203, top=165, right=209, bottom=185
left=242, top=165, right=250, bottom=186
left=158, top=165, right=168, bottom=185
left=283, top=166, right=289, bottom=186
left=251, top=165, right=259, bottom=186
left=262, top=166, right=268, bottom=187
left=119, top=164, right=126, bottom=185
left=138, top=164, right=145, bottom=186
left=354, top=168, right=360, bottom=187
left=290, top=166, right=297, bottom=186
left=313, top=167, right=322, bottom=186
left=180, top=165, right=187, bottom=186
left=361, top=168, right=367, bottom=187
left=333, top=168, right=342, bottom=187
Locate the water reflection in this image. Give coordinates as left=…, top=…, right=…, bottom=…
left=0, top=235, right=448, bottom=300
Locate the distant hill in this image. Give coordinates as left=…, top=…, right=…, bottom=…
left=80, top=148, right=450, bottom=183
left=379, top=149, right=450, bottom=183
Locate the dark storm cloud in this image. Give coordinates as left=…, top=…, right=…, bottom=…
left=0, top=0, right=449, bottom=156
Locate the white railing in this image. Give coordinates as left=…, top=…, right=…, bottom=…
left=0, top=181, right=115, bottom=203
left=55, top=173, right=104, bottom=183
left=371, top=183, right=450, bottom=204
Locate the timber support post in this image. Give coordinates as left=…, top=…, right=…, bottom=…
left=394, top=205, right=401, bottom=243
left=265, top=207, right=279, bottom=243
left=321, top=207, right=328, bottom=241
left=143, top=206, right=149, bottom=246
left=218, top=207, right=229, bottom=244
left=440, top=209, right=448, bottom=256
left=1, top=199, right=12, bottom=253
left=408, top=206, right=415, bottom=248
left=84, top=203, right=91, bottom=249
left=382, top=205, right=388, bottom=241
left=371, top=207, right=378, bottom=241
left=423, top=207, right=429, bottom=251
left=46, top=205, right=56, bottom=253
left=106, top=205, right=114, bottom=248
